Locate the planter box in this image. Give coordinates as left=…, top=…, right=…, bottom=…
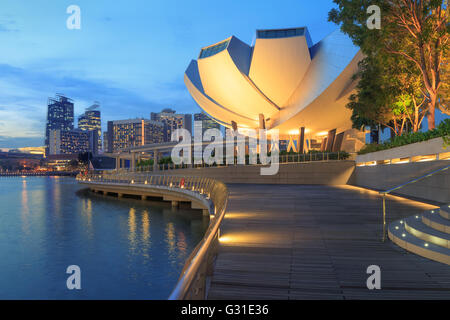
left=356, top=137, right=449, bottom=165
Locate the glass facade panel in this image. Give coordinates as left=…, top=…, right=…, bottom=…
left=257, top=28, right=305, bottom=39
left=199, top=39, right=230, bottom=59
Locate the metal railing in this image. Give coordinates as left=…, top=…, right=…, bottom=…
left=122, top=151, right=350, bottom=173
left=379, top=163, right=450, bottom=241
left=76, top=172, right=228, bottom=299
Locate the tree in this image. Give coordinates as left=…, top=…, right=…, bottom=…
left=346, top=49, right=429, bottom=136
left=346, top=55, right=402, bottom=136
left=137, top=159, right=154, bottom=167
left=329, top=0, right=449, bottom=130
left=385, top=0, right=448, bottom=129
left=395, top=72, right=429, bottom=132
left=439, top=52, right=450, bottom=114
left=388, top=53, right=429, bottom=133
left=158, top=157, right=173, bottom=165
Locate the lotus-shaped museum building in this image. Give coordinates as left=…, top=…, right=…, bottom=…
left=184, top=27, right=366, bottom=153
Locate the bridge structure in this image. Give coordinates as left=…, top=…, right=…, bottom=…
left=103, top=138, right=353, bottom=177
left=103, top=141, right=178, bottom=172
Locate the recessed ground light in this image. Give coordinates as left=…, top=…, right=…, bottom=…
left=402, top=233, right=406, bottom=237
left=431, top=210, right=435, bottom=213
left=424, top=243, right=429, bottom=247
left=400, top=220, right=403, bottom=224
left=416, top=215, right=419, bottom=218
left=395, top=226, right=399, bottom=230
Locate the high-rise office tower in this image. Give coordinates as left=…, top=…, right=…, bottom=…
left=48, top=129, right=97, bottom=155
left=45, top=94, right=74, bottom=155
left=194, top=112, right=221, bottom=134
left=78, top=103, right=102, bottom=154
left=106, top=119, right=164, bottom=153
left=150, top=108, right=192, bottom=142
left=103, top=132, right=109, bottom=153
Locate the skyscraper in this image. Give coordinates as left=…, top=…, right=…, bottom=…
left=150, top=108, right=192, bottom=141
left=103, top=132, right=109, bottom=153
left=45, top=94, right=74, bottom=156
left=78, top=103, right=102, bottom=154
left=106, top=119, right=164, bottom=153
left=194, top=112, right=221, bottom=134
left=48, top=129, right=97, bottom=155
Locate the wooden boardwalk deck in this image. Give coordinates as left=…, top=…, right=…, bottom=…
left=207, top=184, right=450, bottom=299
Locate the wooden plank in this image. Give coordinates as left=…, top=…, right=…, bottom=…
left=207, top=184, right=450, bottom=300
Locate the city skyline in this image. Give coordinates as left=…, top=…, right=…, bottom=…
left=0, top=0, right=340, bottom=148
left=0, top=0, right=448, bottom=303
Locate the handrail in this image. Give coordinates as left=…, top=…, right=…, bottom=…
left=76, top=172, right=229, bottom=299
left=380, top=164, right=450, bottom=195
left=379, top=163, right=450, bottom=241
left=168, top=190, right=228, bottom=300
left=118, top=151, right=350, bottom=173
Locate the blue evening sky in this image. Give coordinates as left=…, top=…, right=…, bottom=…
left=0, top=0, right=446, bottom=148
left=0, top=0, right=341, bottom=148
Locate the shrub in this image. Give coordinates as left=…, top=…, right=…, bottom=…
left=358, top=119, right=450, bottom=155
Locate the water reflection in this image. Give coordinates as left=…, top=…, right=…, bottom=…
left=80, top=198, right=94, bottom=239
left=177, top=231, right=187, bottom=256
left=128, top=207, right=137, bottom=255
left=141, top=210, right=151, bottom=257
left=52, top=177, right=61, bottom=217
left=166, top=222, right=176, bottom=256
left=0, top=177, right=207, bottom=299
left=20, top=178, right=30, bottom=235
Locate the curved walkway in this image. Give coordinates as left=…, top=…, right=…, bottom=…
left=208, top=184, right=450, bottom=299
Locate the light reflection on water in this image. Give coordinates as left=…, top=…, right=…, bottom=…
left=0, top=177, right=208, bottom=299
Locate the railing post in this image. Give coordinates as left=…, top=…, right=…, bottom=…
left=382, top=193, right=386, bottom=242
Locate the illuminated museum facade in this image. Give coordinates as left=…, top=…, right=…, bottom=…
left=184, top=27, right=366, bottom=153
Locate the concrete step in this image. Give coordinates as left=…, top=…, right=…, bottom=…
left=404, top=216, right=450, bottom=249
left=440, top=204, right=450, bottom=220
left=388, top=220, right=450, bottom=265
left=422, top=210, right=450, bottom=234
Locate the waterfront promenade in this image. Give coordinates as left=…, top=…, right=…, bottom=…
left=208, top=184, right=450, bottom=299
left=0, top=171, right=77, bottom=177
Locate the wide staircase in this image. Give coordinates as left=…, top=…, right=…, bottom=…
left=389, top=204, right=450, bottom=265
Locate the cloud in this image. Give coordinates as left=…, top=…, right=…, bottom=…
left=0, top=63, right=168, bottom=114
left=0, top=136, right=43, bottom=148
left=0, top=63, right=197, bottom=148
left=0, top=17, right=18, bottom=32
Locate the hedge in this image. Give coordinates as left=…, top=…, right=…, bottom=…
left=358, top=119, right=450, bottom=155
